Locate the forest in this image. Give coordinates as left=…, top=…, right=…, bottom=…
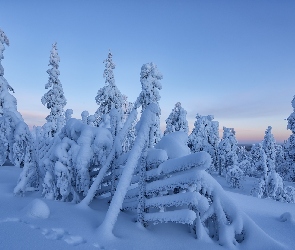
left=1, top=28, right=295, bottom=249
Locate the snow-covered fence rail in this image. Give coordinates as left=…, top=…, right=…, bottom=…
left=120, top=151, right=250, bottom=247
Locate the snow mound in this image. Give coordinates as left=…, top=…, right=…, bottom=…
left=279, top=212, right=293, bottom=222
left=155, top=131, right=190, bottom=159
left=23, top=199, right=50, bottom=219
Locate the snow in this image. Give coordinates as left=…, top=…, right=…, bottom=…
left=155, top=131, right=191, bottom=159
left=23, top=199, right=50, bottom=219
left=1, top=165, right=294, bottom=249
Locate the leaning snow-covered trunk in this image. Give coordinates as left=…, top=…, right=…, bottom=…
left=97, top=103, right=159, bottom=236
left=79, top=108, right=138, bottom=207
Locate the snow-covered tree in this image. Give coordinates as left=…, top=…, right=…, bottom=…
left=81, top=111, right=89, bottom=124
left=283, top=95, right=295, bottom=181
left=188, top=114, right=219, bottom=170
left=135, top=62, right=163, bottom=146
left=65, top=109, right=73, bottom=122
left=251, top=137, right=285, bottom=201
left=275, top=144, right=288, bottom=179
left=164, top=102, right=189, bottom=135
left=218, top=127, right=238, bottom=175
left=14, top=124, right=39, bottom=195
left=122, top=95, right=136, bottom=152
left=249, top=143, right=267, bottom=178
left=262, top=126, right=276, bottom=172
left=236, top=146, right=251, bottom=176
left=0, top=29, right=27, bottom=166
left=41, top=43, right=67, bottom=137
left=39, top=118, right=113, bottom=202
left=0, top=29, right=20, bottom=118
left=95, top=51, right=123, bottom=120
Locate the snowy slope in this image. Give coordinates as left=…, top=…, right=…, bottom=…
left=0, top=166, right=294, bottom=250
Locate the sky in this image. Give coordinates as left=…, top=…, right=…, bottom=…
left=1, top=0, right=295, bottom=143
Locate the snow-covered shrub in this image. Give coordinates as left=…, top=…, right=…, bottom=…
left=164, top=102, right=188, bottom=135
left=41, top=43, right=67, bottom=137
left=155, top=131, right=191, bottom=159
left=283, top=186, right=295, bottom=203
left=14, top=143, right=39, bottom=195
left=264, top=170, right=284, bottom=201
left=226, top=165, right=244, bottom=189
left=39, top=118, right=113, bottom=202
left=188, top=114, right=219, bottom=171
left=238, top=159, right=252, bottom=176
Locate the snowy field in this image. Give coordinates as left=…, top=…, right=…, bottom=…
left=1, top=165, right=294, bottom=250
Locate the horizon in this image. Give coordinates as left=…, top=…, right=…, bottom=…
left=1, top=1, right=294, bottom=144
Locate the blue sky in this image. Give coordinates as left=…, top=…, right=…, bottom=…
left=1, top=0, right=295, bottom=143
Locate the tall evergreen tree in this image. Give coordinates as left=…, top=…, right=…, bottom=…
left=164, top=102, right=189, bottom=135
left=41, top=43, right=67, bottom=137
left=95, top=50, right=123, bottom=117
left=0, top=28, right=27, bottom=166
left=135, top=62, right=163, bottom=146
left=284, top=95, right=295, bottom=181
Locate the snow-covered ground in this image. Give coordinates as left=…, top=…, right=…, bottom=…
left=1, top=166, right=294, bottom=250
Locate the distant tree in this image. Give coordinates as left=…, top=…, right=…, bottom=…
left=249, top=143, right=267, bottom=178
left=250, top=131, right=285, bottom=201
left=65, top=109, right=73, bottom=122
left=188, top=114, right=219, bottom=170
left=81, top=111, right=89, bottom=124
left=262, top=126, right=276, bottom=172
left=135, top=62, right=163, bottom=146
left=237, top=146, right=251, bottom=176
left=218, top=127, right=238, bottom=176
left=164, top=102, right=189, bottom=135
left=41, top=43, right=67, bottom=137
left=275, top=144, right=288, bottom=179
left=283, top=95, right=295, bottom=181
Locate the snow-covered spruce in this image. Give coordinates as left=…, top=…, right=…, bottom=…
left=0, top=28, right=34, bottom=170
left=135, top=62, right=163, bottom=146
left=218, top=127, right=239, bottom=172
left=164, top=102, right=189, bottom=135
left=188, top=114, right=219, bottom=171
left=95, top=50, right=124, bottom=126
left=262, top=126, right=276, bottom=172
left=283, top=95, right=295, bottom=181
left=41, top=43, right=67, bottom=137
left=249, top=143, right=267, bottom=178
